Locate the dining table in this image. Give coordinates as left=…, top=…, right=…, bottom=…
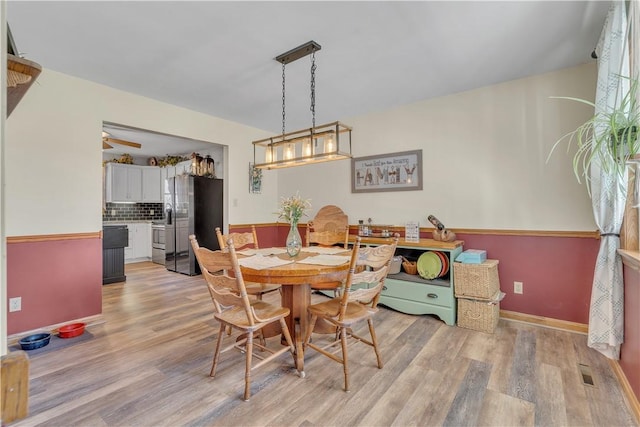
left=236, top=246, right=351, bottom=375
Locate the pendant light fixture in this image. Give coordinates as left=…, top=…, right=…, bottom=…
left=252, top=41, right=352, bottom=169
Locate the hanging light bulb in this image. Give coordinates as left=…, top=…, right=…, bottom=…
left=324, top=134, right=335, bottom=155
left=302, top=138, right=313, bottom=158
left=284, top=143, right=295, bottom=160
left=265, top=144, right=274, bottom=163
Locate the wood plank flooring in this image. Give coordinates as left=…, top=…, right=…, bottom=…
left=9, top=262, right=637, bottom=426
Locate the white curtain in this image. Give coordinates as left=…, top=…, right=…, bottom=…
left=587, top=0, right=630, bottom=360
left=632, top=0, right=640, bottom=210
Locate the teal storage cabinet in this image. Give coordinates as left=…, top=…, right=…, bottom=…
left=349, top=236, right=464, bottom=326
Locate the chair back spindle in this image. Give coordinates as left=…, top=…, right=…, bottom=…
left=216, top=226, right=259, bottom=250
left=213, top=227, right=281, bottom=300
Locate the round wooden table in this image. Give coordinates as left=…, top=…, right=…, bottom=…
left=239, top=250, right=350, bottom=374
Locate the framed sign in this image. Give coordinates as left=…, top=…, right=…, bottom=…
left=405, top=221, right=420, bottom=242
left=351, top=149, right=422, bottom=193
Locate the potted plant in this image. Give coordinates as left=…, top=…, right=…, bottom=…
left=548, top=76, right=640, bottom=193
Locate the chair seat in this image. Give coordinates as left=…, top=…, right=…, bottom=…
left=215, top=301, right=290, bottom=329
left=308, top=298, right=377, bottom=327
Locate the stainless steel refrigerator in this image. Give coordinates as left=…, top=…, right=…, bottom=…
left=165, top=175, right=223, bottom=275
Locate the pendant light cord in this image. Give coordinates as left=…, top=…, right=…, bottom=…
left=280, top=44, right=318, bottom=136
left=282, top=62, right=286, bottom=136
left=310, top=50, right=317, bottom=129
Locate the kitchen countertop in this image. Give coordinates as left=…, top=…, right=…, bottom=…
left=103, top=220, right=154, bottom=223
left=102, top=220, right=155, bottom=226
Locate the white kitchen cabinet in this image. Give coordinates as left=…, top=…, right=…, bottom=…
left=124, top=227, right=134, bottom=260
left=161, top=166, right=174, bottom=194
left=142, top=166, right=162, bottom=202
left=106, top=163, right=142, bottom=202
left=106, top=163, right=163, bottom=203
left=124, top=222, right=152, bottom=263
left=135, top=223, right=151, bottom=259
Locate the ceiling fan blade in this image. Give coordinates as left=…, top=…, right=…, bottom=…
left=104, top=137, right=142, bottom=149
left=103, top=141, right=113, bottom=149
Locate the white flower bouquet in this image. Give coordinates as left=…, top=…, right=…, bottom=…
left=276, top=193, right=311, bottom=225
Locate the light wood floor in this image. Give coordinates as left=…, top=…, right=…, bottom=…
left=9, top=262, right=637, bottom=427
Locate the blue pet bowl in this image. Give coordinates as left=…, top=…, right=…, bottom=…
left=19, top=333, right=51, bottom=350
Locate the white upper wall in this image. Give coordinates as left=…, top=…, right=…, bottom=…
left=5, top=63, right=596, bottom=236
left=5, top=68, right=279, bottom=236
left=277, top=63, right=597, bottom=231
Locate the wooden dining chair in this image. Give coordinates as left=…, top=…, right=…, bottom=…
left=193, top=233, right=269, bottom=342
left=305, top=205, right=350, bottom=294
left=215, top=226, right=281, bottom=300
left=191, top=235, right=226, bottom=315
left=192, top=235, right=296, bottom=401
left=305, top=205, right=350, bottom=248
left=303, top=235, right=398, bottom=392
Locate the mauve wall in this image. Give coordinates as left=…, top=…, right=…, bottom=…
left=456, top=233, right=599, bottom=323
left=252, top=224, right=284, bottom=248
left=236, top=224, right=600, bottom=324
left=6, top=238, right=102, bottom=335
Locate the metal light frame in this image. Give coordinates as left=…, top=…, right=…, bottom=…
left=252, top=41, right=352, bottom=170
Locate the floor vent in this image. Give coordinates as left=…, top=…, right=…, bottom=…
left=578, top=363, right=595, bottom=386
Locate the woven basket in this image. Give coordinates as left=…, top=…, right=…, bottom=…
left=453, top=259, right=500, bottom=300
left=457, top=296, right=500, bottom=333
left=402, top=257, right=417, bottom=275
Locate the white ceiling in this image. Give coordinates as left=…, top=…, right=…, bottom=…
left=101, top=122, right=218, bottom=158
left=7, top=1, right=610, bottom=157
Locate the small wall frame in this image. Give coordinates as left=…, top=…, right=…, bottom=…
left=351, top=149, right=423, bottom=193
left=249, top=163, right=262, bottom=193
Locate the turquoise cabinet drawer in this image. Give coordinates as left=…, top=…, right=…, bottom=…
left=382, top=278, right=453, bottom=308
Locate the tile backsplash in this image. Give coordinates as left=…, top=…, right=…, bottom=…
left=103, top=202, right=164, bottom=222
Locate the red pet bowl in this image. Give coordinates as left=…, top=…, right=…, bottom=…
left=58, top=322, right=85, bottom=339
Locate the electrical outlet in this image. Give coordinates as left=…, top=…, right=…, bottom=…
left=514, top=281, right=523, bottom=294
left=111, top=209, right=116, bottom=216
left=149, top=210, right=154, bottom=216
left=9, top=297, right=21, bottom=312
